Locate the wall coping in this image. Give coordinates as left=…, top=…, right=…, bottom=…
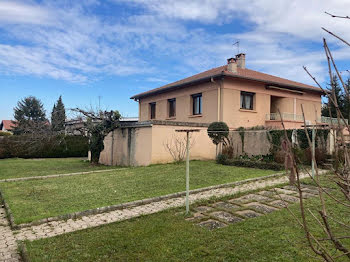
left=120, top=120, right=210, bottom=129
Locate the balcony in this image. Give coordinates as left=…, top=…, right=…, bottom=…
left=266, top=113, right=305, bottom=122
left=265, top=113, right=309, bottom=129
left=317, top=116, right=348, bottom=125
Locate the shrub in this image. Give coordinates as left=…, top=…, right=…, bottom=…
left=207, top=122, right=229, bottom=145
left=222, top=145, right=234, bottom=159
left=221, top=158, right=284, bottom=171
left=305, top=147, right=327, bottom=165
left=0, top=135, right=88, bottom=159
left=216, top=153, right=228, bottom=164
left=0, top=131, right=12, bottom=136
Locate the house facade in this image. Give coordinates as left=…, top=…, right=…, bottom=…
left=131, top=54, right=323, bottom=129
left=0, top=120, right=17, bottom=133
left=99, top=54, right=325, bottom=166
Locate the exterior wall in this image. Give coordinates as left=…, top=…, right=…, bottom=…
left=138, top=82, right=218, bottom=124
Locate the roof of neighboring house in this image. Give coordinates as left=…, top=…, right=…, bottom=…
left=1, top=120, right=17, bottom=130
left=130, top=65, right=323, bottom=100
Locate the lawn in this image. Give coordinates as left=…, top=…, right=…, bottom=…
left=0, top=160, right=276, bottom=224
left=0, top=158, right=120, bottom=180
left=24, top=181, right=349, bottom=262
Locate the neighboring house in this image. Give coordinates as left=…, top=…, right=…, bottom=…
left=0, top=120, right=17, bottom=133
left=131, top=54, right=324, bottom=129
left=99, top=54, right=327, bottom=166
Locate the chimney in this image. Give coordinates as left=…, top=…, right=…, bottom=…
left=235, top=53, right=246, bottom=69
left=227, top=57, right=237, bottom=73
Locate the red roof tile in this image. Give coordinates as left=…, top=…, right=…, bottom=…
left=131, top=65, right=323, bottom=99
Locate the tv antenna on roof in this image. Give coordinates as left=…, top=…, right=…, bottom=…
left=233, top=40, right=240, bottom=55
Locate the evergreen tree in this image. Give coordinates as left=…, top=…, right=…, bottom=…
left=342, top=78, right=350, bottom=123
left=51, top=96, right=66, bottom=132
left=321, top=75, right=344, bottom=118
left=13, top=96, right=47, bottom=134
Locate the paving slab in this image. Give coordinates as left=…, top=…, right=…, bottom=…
left=274, top=188, right=299, bottom=195
left=0, top=207, right=20, bottom=262
left=235, top=210, right=262, bottom=218
left=210, top=211, right=243, bottom=224
left=269, top=200, right=288, bottom=208
left=230, top=194, right=272, bottom=204
left=194, top=206, right=214, bottom=213
left=257, top=190, right=277, bottom=198
left=211, top=201, right=240, bottom=210
left=197, top=219, right=227, bottom=230
left=185, top=212, right=207, bottom=222
left=243, top=202, right=279, bottom=214
left=276, top=194, right=299, bottom=203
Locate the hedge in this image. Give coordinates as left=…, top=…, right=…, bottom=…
left=217, top=154, right=284, bottom=171
left=0, top=135, right=88, bottom=159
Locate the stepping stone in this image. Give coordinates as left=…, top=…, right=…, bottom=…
left=277, top=194, right=299, bottom=203
left=258, top=190, right=277, bottom=198
left=210, top=211, right=243, bottom=224
left=212, top=202, right=240, bottom=210
left=195, top=206, right=214, bottom=213
left=274, top=188, right=298, bottom=195
left=197, top=219, right=227, bottom=230
left=269, top=200, right=288, bottom=208
left=300, top=192, right=317, bottom=199
left=243, top=202, right=278, bottom=214
left=230, top=194, right=272, bottom=204
left=282, top=185, right=298, bottom=192
left=235, top=210, right=262, bottom=218
left=301, top=188, right=319, bottom=195
left=186, top=212, right=207, bottom=221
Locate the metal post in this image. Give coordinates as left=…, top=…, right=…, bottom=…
left=185, top=131, right=190, bottom=214
left=312, top=126, right=315, bottom=178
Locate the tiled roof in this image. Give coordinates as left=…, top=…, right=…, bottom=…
left=1, top=120, right=17, bottom=130
left=130, top=65, right=323, bottom=99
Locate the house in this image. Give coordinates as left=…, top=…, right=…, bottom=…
left=131, top=54, right=323, bottom=129
left=99, top=54, right=325, bottom=166
left=0, top=120, right=17, bottom=133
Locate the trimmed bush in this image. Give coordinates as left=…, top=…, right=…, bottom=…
left=217, top=157, right=284, bottom=171
left=0, top=131, right=12, bottom=136
left=0, top=135, right=88, bottom=159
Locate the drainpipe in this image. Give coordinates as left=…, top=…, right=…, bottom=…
left=211, top=77, right=222, bottom=121
left=293, top=98, right=297, bottom=121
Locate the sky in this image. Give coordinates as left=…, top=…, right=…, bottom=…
left=0, top=0, right=349, bottom=121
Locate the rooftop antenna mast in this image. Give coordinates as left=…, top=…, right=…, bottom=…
left=233, top=41, right=240, bottom=55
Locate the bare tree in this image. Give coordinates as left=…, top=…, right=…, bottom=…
left=163, top=134, right=196, bottom=163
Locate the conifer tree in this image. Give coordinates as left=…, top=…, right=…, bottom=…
left=51, top=96, right=66, bottom=132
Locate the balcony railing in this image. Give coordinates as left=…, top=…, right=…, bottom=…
left=318, top=116, right=348, bottom=125
left=266, top=113, right=304, bottom=122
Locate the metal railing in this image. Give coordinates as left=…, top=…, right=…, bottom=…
left=266, top=113, right=304, bottom=122
left=318, top=116, right=348, bottom=125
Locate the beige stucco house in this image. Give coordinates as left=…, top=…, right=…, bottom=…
left=100, top=54, right=325, bottom=166
left=131, top=54, right=323, bottom=129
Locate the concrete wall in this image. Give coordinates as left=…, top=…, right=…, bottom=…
left=99, top=123, right=216, bottom=166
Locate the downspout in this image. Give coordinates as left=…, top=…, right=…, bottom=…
left=211, top=77, right=222, bottom=121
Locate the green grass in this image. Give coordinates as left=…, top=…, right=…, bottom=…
left=0, top=160, right=276, bottom=224
left=24, top=180, right=349, bottom=262
left=0, top=158, right=120, bottom=180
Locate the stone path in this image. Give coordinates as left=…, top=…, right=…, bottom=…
left=0, top=206, right=21, bottom=262
left=188, top=184, right=319, bottom=230
left=12, top=172, right=314, bottom=242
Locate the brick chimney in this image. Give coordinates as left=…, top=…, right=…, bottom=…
left=227, top=57, right=237, bottom=73
left=235, top=53, right=246, bottom=69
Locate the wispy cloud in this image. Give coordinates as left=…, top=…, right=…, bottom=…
left=0, top=0, right=349, bottom=85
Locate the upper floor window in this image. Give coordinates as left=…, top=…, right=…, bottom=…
left=149, top=102, right=156, bottom=119
left=240, top=91, right=254, bottom=110
left=168, top=98, right=176, bottom=118
left=192, top=93, right=202, bottom=115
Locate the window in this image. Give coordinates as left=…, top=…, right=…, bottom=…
left=240, top=92, right=254, bottom=110
left=149, top=102, right=156, bottom=119
left=192, top=93, right=202, bottom=115
left=168, top=98, right=176, bottom=118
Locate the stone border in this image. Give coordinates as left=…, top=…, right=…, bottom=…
left=18, top=241, right=30, bottom=262
left=0, top=190, right=16, bottom=229
left=0, top=168, right=126, bottom=183
left=7, top=171, right=287, bottom=230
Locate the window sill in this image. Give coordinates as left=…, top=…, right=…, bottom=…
left=188, top=114, right=202, bottom=118
left=166, top=117, right=176, bottom=120
left=239, top=109, right=257, bottom=113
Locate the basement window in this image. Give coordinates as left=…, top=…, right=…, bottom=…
left=168, top=98, right=176, bottom=118
left=192, top=93, right=202, bottom=115
left=149, top=102, right=156, bottom=119
left=240, top=91, right=254, bottom=110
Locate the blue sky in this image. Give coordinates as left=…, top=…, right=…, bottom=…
left=0, top=0, right=349, bottom=121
